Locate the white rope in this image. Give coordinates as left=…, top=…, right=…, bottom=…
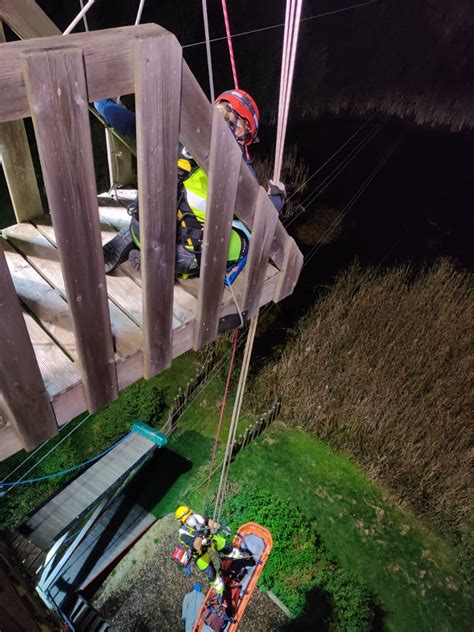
left=1, top=413, right=93, bottom=496
left=183, top=1, right=377, bottom=50
left=135, top=0, right=146, bottom=26
left=79, top=0, right=90, bottom=31
left=63, top=0, right=95, bottom=35
left=201, top=0, right=216, bottom=102
left=273, top=0, right=303, bottom=184
left=213, top=314, right=259, bottom=522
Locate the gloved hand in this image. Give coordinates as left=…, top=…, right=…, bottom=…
left=128, top=248, right=141, bottom=272
left=267, top=179, right=286, bottom=199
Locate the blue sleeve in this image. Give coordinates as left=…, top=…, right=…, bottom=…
left=93, top=99, right=137, bottom=139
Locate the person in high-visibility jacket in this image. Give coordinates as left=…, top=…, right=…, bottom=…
left=175, top=505, right=244, bottom=601
left=94, top=90, right=284, bottom=276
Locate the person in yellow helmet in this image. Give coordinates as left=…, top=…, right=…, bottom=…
left=175, top=505, right=244, bottom=601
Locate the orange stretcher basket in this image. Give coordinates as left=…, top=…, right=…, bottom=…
left=193, top=521, right=273, bottom=632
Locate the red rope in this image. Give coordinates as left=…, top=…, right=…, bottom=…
left=203, top=329, right=240, bottom=507
left=221, top=0, right=239, bottom=89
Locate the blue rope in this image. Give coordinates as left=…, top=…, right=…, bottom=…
left=0, top=435, right=128, bottom=488
left=225, top=254, right=248, bottom=286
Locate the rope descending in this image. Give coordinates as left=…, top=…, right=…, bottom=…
left=221, top=0, right=239, bottom=89
left=202, top=0, right=216, bottom=102
left=273, top=0, right=303, bottom=184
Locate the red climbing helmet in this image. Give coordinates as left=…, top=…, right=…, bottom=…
left=215, top=89, right=259, bottom=146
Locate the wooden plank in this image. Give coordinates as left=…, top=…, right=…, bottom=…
left=241, top=187, right=279, bottom=318
left=0, top=241, right=57, bottom=450
left=4, top=222, right=143, bottom=361
left=0, top=118, right=43, bottom=222
left=273, top=237, right=304, bottom=302
left=22, top=48, right=118, bottom=411
left=2, top=238, right=77, bottom=358
left=0, top=0, right=60, bottom=39
left=2, top=237, right=88, bottom=424
left=135, top=33, right=182, bottom=377
left=0, top=24, right=168, bottom=122
left=0, top=21, right=42, bottom=222
left=106, top=128, right=134, bottom=188
left=194, top=107, right=242, bottom=349
left=0, top=400, right=22, bottom=459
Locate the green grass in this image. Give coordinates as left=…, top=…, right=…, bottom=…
left=145, top=371, right=472, bottom=631
left=226, top=425, right=472, bottom=632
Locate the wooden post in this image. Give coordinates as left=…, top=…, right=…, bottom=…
left=0, top=21, right=42, bottom=222
left=241, top=186, right=279, bottom=318
left=22, top=47, right=118, bottom=412
left=0, top=0, right=61, bottom=39
left=0, top=241, right=57, bottom=449
left=135, top=34, right=182, bottom=377
left=105, top=128, right=134, bottom=189
left=273, top=237, right=304, bottom=303
left=194, top=107, right=242, bottom=349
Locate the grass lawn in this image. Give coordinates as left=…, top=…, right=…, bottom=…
left=147, top=383, right=472, bottom=632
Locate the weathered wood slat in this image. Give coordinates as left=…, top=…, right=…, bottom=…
left=106, top=128, right=134, bottom=189
left=0, top=242, right=57, bottom=449
left=0, top=118, right=42, bottom=222
left=2, top=236, right=89, bottom=426
left=135, top=33, right=182, bottom=377
left=194, top=107, right=242, bottom=349
left=241, top=186, right=279, bottom=318
left=273, top=237, right=304, bottom=303
left=0, top=0, right=60, bottom=39
left=2, top=238, right=77, bottom=358
left=0, top=24, right=167, bottom=122
left=3, top=223, right=143, bottom=361
left=22, top=48, right=118, bottom=411
left=0, top=21, right=42, bottom=222
left=0, top=23, right=299, bottom=275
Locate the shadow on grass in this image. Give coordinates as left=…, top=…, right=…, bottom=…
left=124, top=447, right=193, bottom=512
left=281, top=586, right=386, bottom=632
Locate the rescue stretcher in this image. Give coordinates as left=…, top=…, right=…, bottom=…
left=193, top=522, right=273, bottom=631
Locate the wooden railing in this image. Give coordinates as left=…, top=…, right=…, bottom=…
left=0, top=14, right=303, bottom=453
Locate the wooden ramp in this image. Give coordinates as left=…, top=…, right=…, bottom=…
left=0, top=22, right=303, bottom=460
left=20, top=429, right=159, bottom=551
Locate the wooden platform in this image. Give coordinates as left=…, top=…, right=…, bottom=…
left=0, top=192, right=279, bottom=461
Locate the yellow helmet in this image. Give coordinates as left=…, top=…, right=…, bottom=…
left=176, top=505, right=192, bottom=523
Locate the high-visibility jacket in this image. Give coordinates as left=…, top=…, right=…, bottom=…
left=176, top=156, right=251, bottom=265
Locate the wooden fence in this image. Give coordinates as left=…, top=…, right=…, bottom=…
left=0, top=8, right=303, bottom=455
left=166, top=355, right=217, bottom=436
left=231, top=398, right=281, bottom=459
